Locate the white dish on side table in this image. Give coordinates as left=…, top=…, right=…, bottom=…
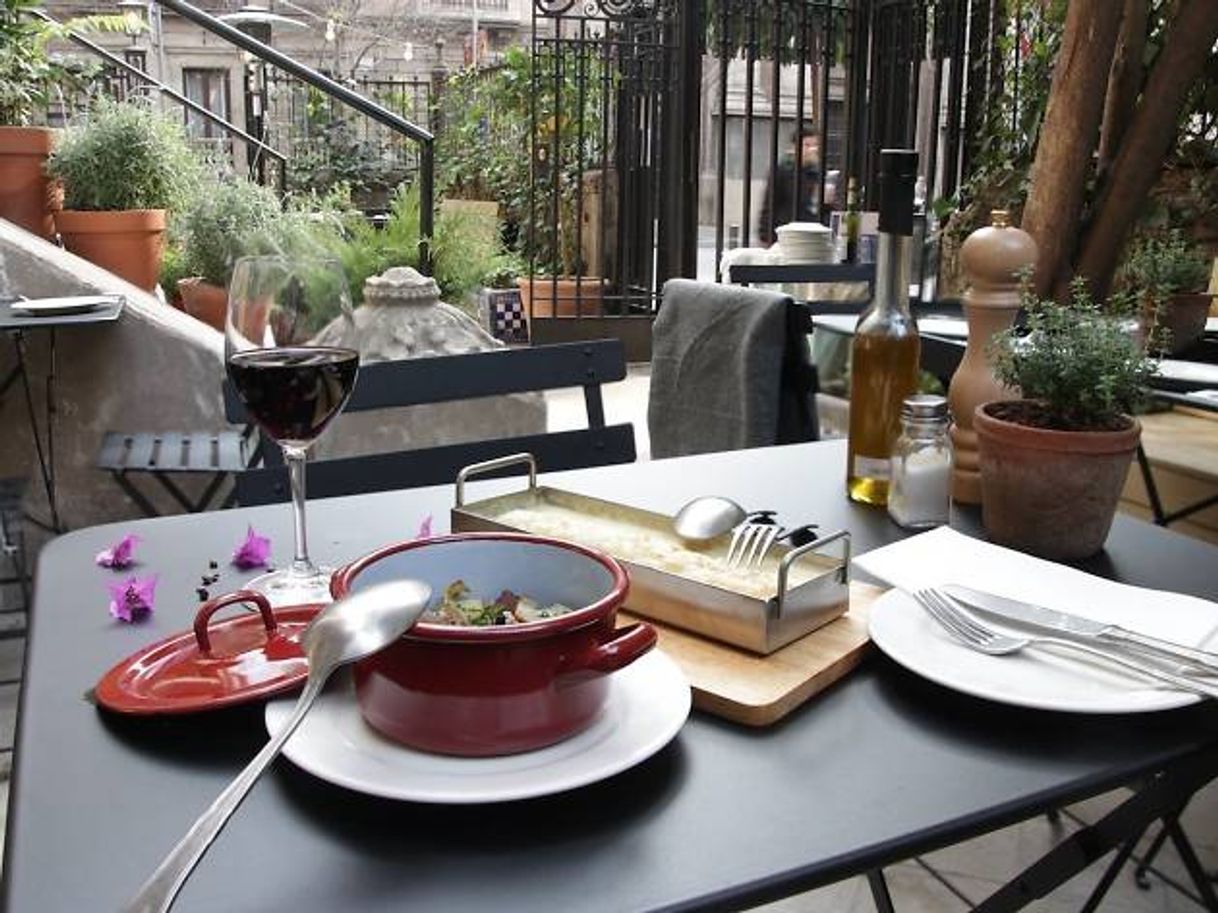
left=265, top=649, right=691, bottom=803
left=9, top=295, right=120, bottom=316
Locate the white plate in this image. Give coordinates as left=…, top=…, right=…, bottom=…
left=1157, top=359, right=1218, bottom=386
left=1205, top=317, right=1217, bottom=334
left=265, top=650, right=691, bottom=803
left=917, top=317, right=968, bottom=338
left=868, top=589, right=1217, bottom=714
left=10, top=295, right=118, bottom=316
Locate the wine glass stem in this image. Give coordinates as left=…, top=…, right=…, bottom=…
left=284, top=444, right=314, bottom=575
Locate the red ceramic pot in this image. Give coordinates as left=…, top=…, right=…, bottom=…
left=331, top=533, right=654, bottom=757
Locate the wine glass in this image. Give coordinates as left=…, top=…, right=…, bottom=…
left=225, top=255, right=360, bottom=605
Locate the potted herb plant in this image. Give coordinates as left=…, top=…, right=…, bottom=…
left=1119, top=229, right=1214, bottom=355
left=175, top=178, right=282, bottom=330
left=0, top=0, right=133, bottom=237
left=974, top=279, right=1157, bottom=561
left=47, top=98, right=200, bottom=291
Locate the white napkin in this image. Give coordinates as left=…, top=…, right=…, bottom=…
left=853, top=527, right=1218, bottom=649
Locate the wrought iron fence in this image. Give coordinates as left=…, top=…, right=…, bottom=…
left=264, top=71, right=432, bottom=209
left=517, top=0, right=1041, bottom=351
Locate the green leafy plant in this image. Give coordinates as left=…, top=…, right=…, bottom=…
left=436, top=44, right=608, bottom=275
left=0, top=0, right=138, bottom=126
left=286, top=118, right=410, bottom=202
left=1118, top=229, right=1211, bottom=299
left=46, top=98, right=203, bottom=212
left=177, top=179, right=283, bottom=287
left=989, top=277, right=1157, bottom=432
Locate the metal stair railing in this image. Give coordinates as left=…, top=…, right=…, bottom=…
left=152, top=0, right=436, bottom=266
left=29, top=9, right=288, bottom=191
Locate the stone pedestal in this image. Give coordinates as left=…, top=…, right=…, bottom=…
left=949, top=212, right=1037, bottom=504
left=311, top=267, right=546, bottom=462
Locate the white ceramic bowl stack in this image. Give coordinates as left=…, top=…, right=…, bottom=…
left=774, top=222, right=835, bottom=264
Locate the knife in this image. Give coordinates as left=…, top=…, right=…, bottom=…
left=941, top=584, right=1218, bottom=676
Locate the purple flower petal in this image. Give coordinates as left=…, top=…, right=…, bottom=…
left=107, top=575, right=157, bottom=623
left=95, top=533, right=140, bottom=569
left=232, top=525, right=272, bottom=570
left=416, top=515, right=433, bottom=539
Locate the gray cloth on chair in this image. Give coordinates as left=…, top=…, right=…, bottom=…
left=648, top=279, right=818, bottom=459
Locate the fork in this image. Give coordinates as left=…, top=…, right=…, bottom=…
left=722, top=514, right=820, bottom=570
left=911, top=588, right=1218, bottom=701
left=724, top=513, right=783, bottom=570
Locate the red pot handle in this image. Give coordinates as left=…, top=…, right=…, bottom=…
left=193, top=589, right=276, bottom=656
left=560, top=622, right=657, bottom=677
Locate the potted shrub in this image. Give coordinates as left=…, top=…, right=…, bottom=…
left=47, top=98, right=200, bottom=291
left=1119, top=229, right=1214, bottom=355
left=479, top=252, right=528, bottom=343
left=0, top=0, right=132, bottom=237
left=975, top=278, right=1157, bottom=561
left=175, top=178, right=282, bottom=330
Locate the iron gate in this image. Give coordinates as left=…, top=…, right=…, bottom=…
left=522, top=0, right=1019, bottom=355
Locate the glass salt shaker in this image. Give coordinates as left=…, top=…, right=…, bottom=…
left=888, top=395, right=952, bottom=529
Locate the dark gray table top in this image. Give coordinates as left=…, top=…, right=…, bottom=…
left=7, top=440, right=1218, bottom=913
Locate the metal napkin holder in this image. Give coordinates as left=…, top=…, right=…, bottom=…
left=451, top=454, right=851, bottom=655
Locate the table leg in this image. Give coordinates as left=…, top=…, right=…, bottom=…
left=1136, top=443, right=1167, bottom=525
left=12, top=332, right=60, bottom=531
left=866, top=869, right=896, bottom=913
left=1165, top=817, right=1218, bottom=909
left=45, top=327, right=60, bottom=531
left=970, top=748, right=1218, bottom=912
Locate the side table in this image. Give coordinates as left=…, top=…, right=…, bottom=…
left=0, top=296, right=126, bottom=532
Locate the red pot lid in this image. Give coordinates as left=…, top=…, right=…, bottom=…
left=95, top=590, right=320, bottom=715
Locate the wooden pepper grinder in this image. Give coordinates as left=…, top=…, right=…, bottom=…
left=949, top=210, right=1037, bottom=504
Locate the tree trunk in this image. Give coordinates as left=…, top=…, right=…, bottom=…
left=1097, top=0, right=1149, bottom=175
left=1019, top=0, right=1123, bottom=299
left=1076, top=0, right=1218, bottom=300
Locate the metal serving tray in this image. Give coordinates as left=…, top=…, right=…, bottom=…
left=450, top=454, right=851, bottom=655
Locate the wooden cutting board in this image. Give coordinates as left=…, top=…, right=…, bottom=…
left=621, top=581, right=884, bottom=727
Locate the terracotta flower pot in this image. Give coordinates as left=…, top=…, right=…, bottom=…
left=974, top=402, right=1141, bottom=561
left=177, top=277, right=228, bottom=331
left=54, top=209, right=167, bottom=292
left=0, top=126, right=59, bottom=239
left=516, top=276, right=605, bottom=324
left=1155, top=293, right=1214, bottom=355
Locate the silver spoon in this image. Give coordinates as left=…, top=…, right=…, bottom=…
left=672, top=495, right=748, bottom=545
left=123, top=579, right=432, bottom=913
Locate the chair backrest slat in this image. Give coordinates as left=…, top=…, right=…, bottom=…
left=224, top=340, right=627, bottom=423
left=228, top=339, right=636, bottom=505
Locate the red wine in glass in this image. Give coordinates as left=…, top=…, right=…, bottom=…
left=225, top=255, right=360, bottom=605
left=227, top=346, right=359, bottom=447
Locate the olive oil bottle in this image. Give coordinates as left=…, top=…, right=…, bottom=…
left=847, top=149, right=920, bottom=505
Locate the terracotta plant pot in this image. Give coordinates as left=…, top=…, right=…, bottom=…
left=331, top=533, right=655, bottom=757
left=54, top=209, right=166, bottom=292
left=1155, top=293, right=1214, bottom=355
left=516, top=276, right=605, bottom=323
left=974, top=402, right=1141, bottom=561
left=0, top=126, right=59, bottom=239
left=177, top=278, right=228, bottom=331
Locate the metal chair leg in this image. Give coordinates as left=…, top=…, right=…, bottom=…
left=867, top=869, right=896, bottom=913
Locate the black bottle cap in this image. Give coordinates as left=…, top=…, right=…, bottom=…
left=878, top=148, right=919, bottom=236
